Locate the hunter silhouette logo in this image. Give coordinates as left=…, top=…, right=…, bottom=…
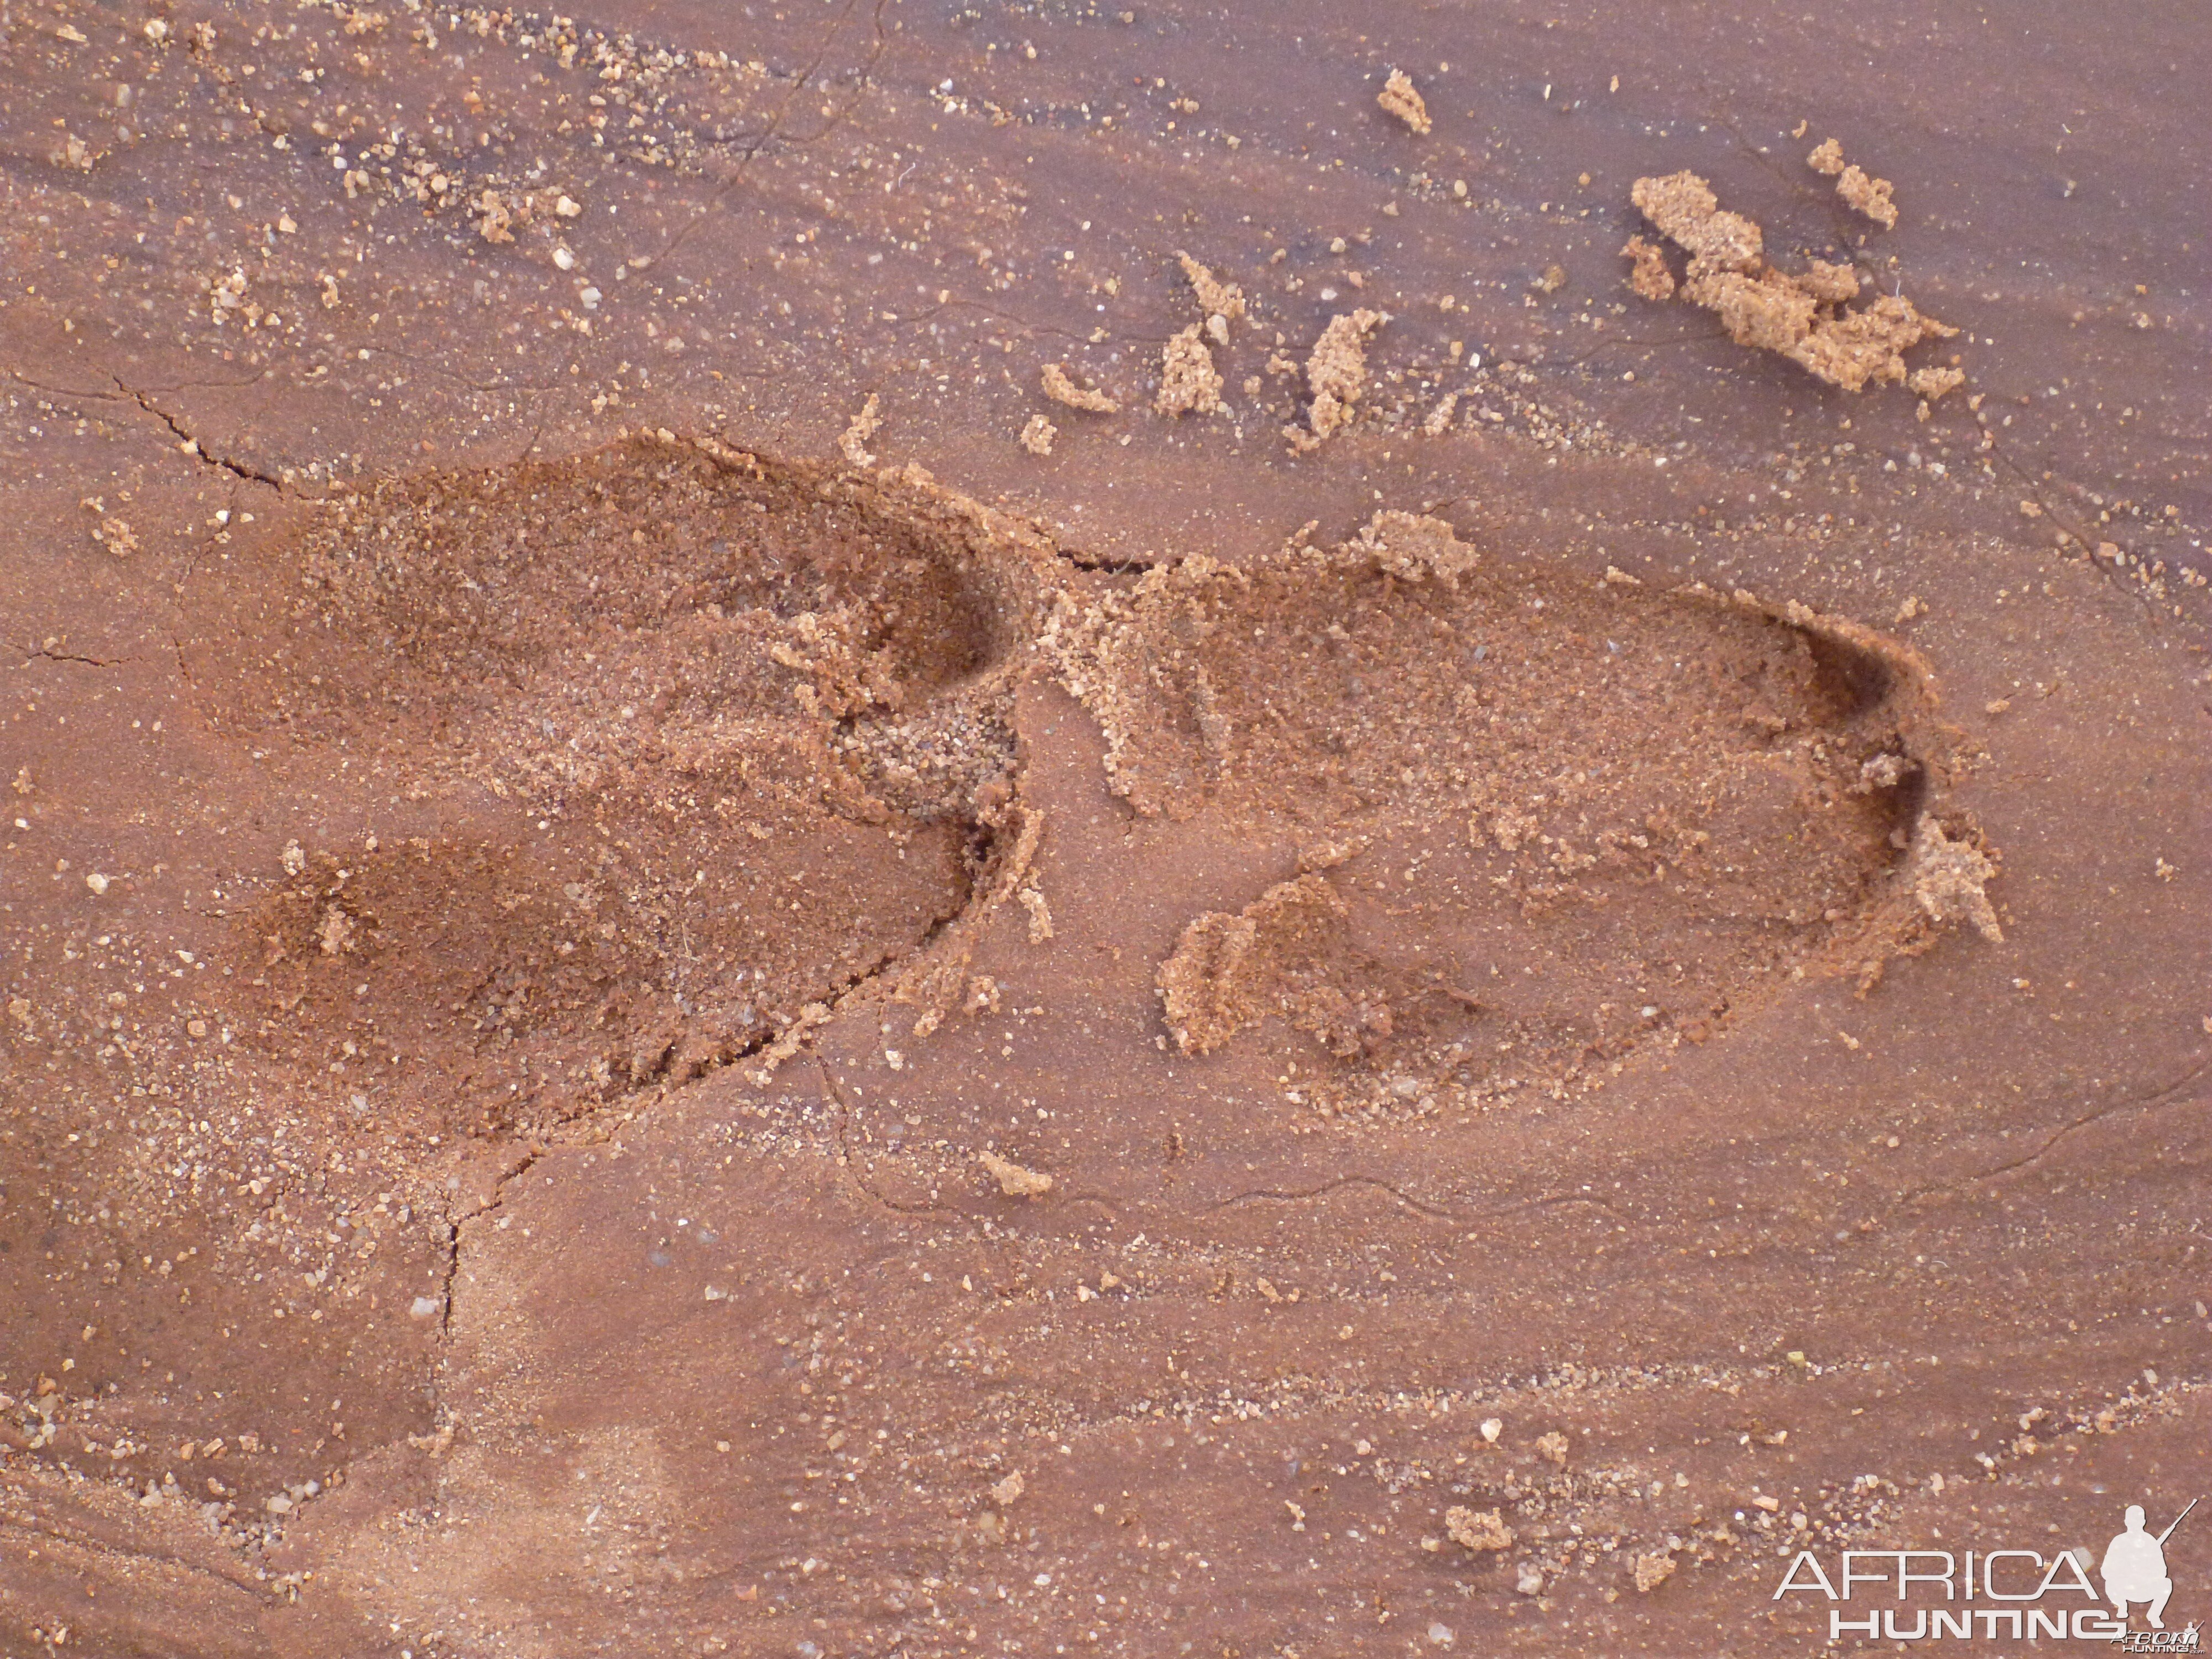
left=1772, top=1495, right=2201, bottom=1645
left=2105, top=1500, right=2194, bottom=1630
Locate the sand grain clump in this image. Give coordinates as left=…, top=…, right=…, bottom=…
left=1157, top=873, right=1356, bottom=1056
left=1809, top=137, right=1899, bottom=228
left=1907, top=365, right=1965, bottom=402
left=1354, top=510, right=1478, bottom=587
left=1376, top=69, right=1431, bottom=134
left=1632, top=1552, right=1678, bottom=1592
left=1622, top=235, right=1676, bottom=300
left=1177, top=252, right=1246, bottom=335
left=1446, top=1507, right=1515, bottom=1552
left=1907, top=820, right=2002, bottom=942
left=1156, top=323, right=1224, bottom=416
left=1285, top=309, right=1387, bottom=450
left=1041, top=363, right=1119, bottom=414
left=978, top=1150, right=1054, bottom=1197
left=839, top=392, right=883, bottom=466
left=1627, top=170, right=1950, bottom=391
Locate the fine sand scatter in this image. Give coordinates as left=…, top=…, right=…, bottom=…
left=1285, top=309, right=1387, bottom=450
left=1808, top=137, right=1900, bottom=228
left=1156, top=322, right=1225, bottom=416
left=1377, top=68, right=1432, bottom=134
left=1040, top=362, right=1120, bottom=413
left=1627, top=171, right=1952, bottom=391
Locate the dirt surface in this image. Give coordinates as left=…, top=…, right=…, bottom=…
left=3, top=0, right=2209, bottom=1655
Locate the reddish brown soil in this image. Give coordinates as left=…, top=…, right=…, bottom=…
left=2, top=0, right=2208, bottom=1655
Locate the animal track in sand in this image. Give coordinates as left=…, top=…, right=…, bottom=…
left=180, top=437, right=1054, bottom=1140
left=1050, top=512, right=1983, bottom=1121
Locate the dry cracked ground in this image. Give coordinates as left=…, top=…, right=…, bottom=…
left=1, top=0, right=2209, bottom=1655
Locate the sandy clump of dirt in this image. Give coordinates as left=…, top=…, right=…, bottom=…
left=1020, top=414, right=1057, bottom=456
left=1156, top=324, right=1225, bottom=416
left=1808, top=137, right=1900, bottom=228
left=1626, top=171, right=1952, bottom=391
left=1906, top=820, right=2004, bottom=942
left=1631, top=171, right=1764, bottom=269
left=1354, top=509, right=1479, bottom=586
left=978, top=1149, right=1053, bottom=1197
left=1377, top=69, right=1432, bottom=134
left=1157, top=873, right=1357, bottom=1056
left=1178, top=252, right=1246, bottom=343
left=1907, top=365, right=1965, bottom=402
left=1284, top=309, right=1387, bottom=450
left=1446, top=1506, right=1515, bottom=1552
left=1041, top=363, right=1120, bottom=414
left=840, top=392, right=884, bottom=465
left=1622, top=235, right=1676, bottom=300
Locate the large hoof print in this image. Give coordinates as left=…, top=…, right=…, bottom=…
left=1055, top=512, right=1978, bottom=1120
left=180, top=436, right=1051, bottom=1139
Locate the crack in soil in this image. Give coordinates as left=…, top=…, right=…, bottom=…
left=113, top=377, right=284, bottom=491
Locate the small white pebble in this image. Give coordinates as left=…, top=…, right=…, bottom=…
left=408, top=1295, right=441, bottom=1319
left=85, top=872, right=109, bottom=895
